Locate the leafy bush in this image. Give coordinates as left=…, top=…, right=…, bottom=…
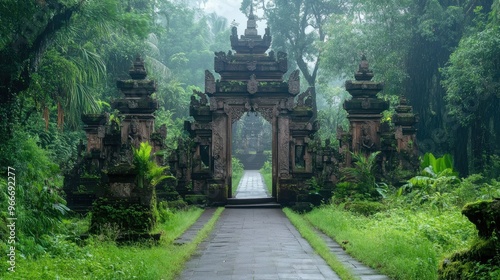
left=339, top=151, right=385, bottom=200
left=232, top=157, right=244, bottom=195
left=259, top=160, right=273, bottom=195
left=90, top=197, right=155, bottom=234
left=167, top=199, right=189, bottom=211
left=0, top=130, right=69, bottom=257
left=157, top=201, right=173, bottom=223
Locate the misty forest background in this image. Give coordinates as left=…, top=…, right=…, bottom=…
left=0, top=0, right=500, bottom=279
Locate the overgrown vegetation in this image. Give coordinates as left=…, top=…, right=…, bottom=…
left=0, top=207, right=224, bottom=279
left=231, top=157, right=244, bottom=196
left=259, top=160, right=273, bottom=195
left=302, top=152, right=500, bottom=279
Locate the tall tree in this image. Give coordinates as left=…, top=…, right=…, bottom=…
left=441, top=3, right=500, bottom=175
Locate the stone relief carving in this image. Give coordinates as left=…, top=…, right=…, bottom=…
left=247, top=61, right=257, bottom=71
left=278, top=117, right=290, bottom=175
left=211, top=116, right=226, bottom=179
left=278, top=52, right=288, bottom=72
left=229, top=106, right=247, bottom=123
left=288, top=70, right=300, bottom=95
left=128, top=100, right=138, bottom=109
left=361, top=98, right=370, bottom=109
left=194, top=90, right=209, bottom=106
left=205, top=70, right=216, bottom=94
left=296, top=87, right=313, bottom=107
left=128, top=118, right=143, bottom=148
left=190, top=95, right=200, bottom=107
left=361, top=124, right=374, bottom=150
left=97, top=126, right=106, bottom=138
left=256, top=106, right=275, bottom=123
left=247, top=74, right=258, bottom=94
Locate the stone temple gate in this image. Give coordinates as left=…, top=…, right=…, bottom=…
left=185, top=12, right=318, bottom=205
left=66, top=11, right=418, bottom=211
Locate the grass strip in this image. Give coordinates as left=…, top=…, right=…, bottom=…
left=283, top=208, right=358, bottom=280
left=165, top=207, right=224, bottom=279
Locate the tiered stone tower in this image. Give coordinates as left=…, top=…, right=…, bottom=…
left=339, top=55, right=389, bottom=165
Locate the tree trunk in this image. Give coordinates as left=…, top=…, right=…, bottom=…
left=454, top=125, right=469, bottom=176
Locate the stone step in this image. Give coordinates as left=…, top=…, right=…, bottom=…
left=226, top=198, right=280, bottom=208
left=225, top=202, right=281, bottom=209
left=227, top=197, right=275, bottom=205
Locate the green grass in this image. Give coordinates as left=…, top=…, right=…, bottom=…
left=284, top=208, right=358, bottom=280
left=260, top=161, right=273, bottom=195
left=232, top=157, right=244, bottom=196
left=304, top=204, right=477, bottom=280
left=4, top=207, right=224, bottom=280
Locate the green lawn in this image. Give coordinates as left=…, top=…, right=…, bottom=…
left=304, top=204, right=477, bottom=280
left=3, top=208, right=224, bottom=280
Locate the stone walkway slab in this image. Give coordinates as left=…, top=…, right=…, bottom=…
left=313, top=228, right=390, bottom=280
left=235, top=170, right=269, bottom=199
left=174, top=208, right=217, bottom=245
left=179, top=208, right=341, bottom=280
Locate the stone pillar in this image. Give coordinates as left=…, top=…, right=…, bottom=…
left=343, top=55, right=389, bottom=165
left=393, top=96, right=418, bottom=169
left=114, top=56, right=158, bottom=151
left=209, top=111, right=229, bottom=204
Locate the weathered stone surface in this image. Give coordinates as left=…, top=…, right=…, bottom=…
left=438, top=199, right=500, bottom=279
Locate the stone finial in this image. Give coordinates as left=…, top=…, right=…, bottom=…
left=245, top=3, right=258, bottom=36
left=354, top=54, right=374, bottom=81
left=395, top=95, right=413, bottom=113
left=129, top=55, right=147, bottom=80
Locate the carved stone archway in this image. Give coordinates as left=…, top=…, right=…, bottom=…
left=186, top=11, right=317, bottom=205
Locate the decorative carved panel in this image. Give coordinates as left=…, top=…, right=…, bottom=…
left=205, top=70, right=216, bottom=94
left=288, top=70, right=300, bottom=95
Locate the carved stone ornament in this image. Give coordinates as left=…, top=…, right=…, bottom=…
left=247, top=39, right=256, bottom=49
left=128, top=100, right=138, bottom=109
left=229, top=107, right=247, bottom=123
left=247, top=74, right=258, bottom=94
left=195, top=90, right=209, bottom=106
left=361, top=124, right=374, bottom=150
left=361, top=98, right=370, bottom=109
left=395, top=126, right=403, bottom=140
left=205, top=70, right=216, bottom=94
left=288, top=70, right=300, bottom=95
left=97, top=126, right=106, bottom=138
left=257, top=107, right=275, bottom=123
left=247, top=61, right=257, bottom=71
left=278, top=51, right=288, bottom=72
left=296, top=87, right=312, bottom=107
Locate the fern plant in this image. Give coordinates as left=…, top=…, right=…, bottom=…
left=132, top=142, right=174, bottom=189
left=341, top=151, right=382, bottom=199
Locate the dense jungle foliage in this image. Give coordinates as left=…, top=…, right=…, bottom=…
left=0, top=0, right=499, bottom=278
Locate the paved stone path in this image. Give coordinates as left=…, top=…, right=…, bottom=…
left=234, top=170, right=270, bottom=199
left=178, top=171, right=390, bottom=280
left=179, top=208, right=341, bottom=280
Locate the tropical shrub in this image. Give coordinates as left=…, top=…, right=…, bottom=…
left=339, top=151, right=385, bottom=200
left=232, top=157, right=244, bottom=195
left=0, top=130, right=69, bottom=257
left=133, top=142, right=172, bottom=188
left=398, top=153, right=460, bottom=211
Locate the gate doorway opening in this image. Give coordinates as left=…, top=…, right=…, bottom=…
left=231, top=112, right=272, bottom=198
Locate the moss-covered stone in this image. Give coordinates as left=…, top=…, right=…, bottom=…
left=462, top=199, right=500, bottom=238
left=90, top=197, right=156, bottom=234
left=438, top=199, right=500, bottom=279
